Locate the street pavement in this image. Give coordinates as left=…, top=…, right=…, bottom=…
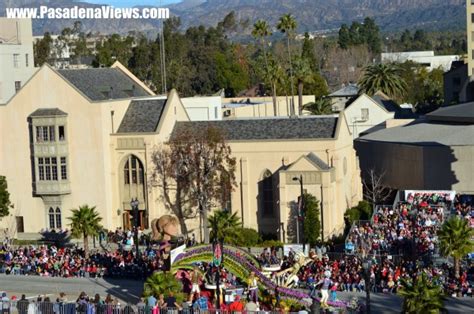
left=336, top=291, right=474, bottom=313
left=1, top=275, right=474, bottom=313
left=0, top=274, right=143, bottom=304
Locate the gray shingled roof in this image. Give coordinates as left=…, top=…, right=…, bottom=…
left=171, top=116, right=338, bottom=141
left=29, top=108, right=67, bottom=117
left=117, top=99, right=167, bottom=133
left=329, top=84, right=359, bottom=97
left=57, top=68, right=150, bottom=101
left=426, top=102, right=474, bottom=123
left=306, top=152, right=331, bottom=170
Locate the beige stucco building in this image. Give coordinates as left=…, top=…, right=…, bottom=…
left=355, top=102, right=474, bottom=194
left=0, top=62, right=362, bottom=242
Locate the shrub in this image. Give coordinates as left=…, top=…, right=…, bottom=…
left=229, top=227, right=261, bottom=247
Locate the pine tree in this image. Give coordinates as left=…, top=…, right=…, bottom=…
left=0, top=176, right=12, bottom=218
left=303, top=193, right=321, bottom=247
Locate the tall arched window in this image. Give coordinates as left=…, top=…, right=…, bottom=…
left=55, top=207, right=62, bottom=229
left=49, top=207, right=55, bottom=229
left=124, top=155, right=144, bottom=185
left=259, top=170, right=273, bottom=216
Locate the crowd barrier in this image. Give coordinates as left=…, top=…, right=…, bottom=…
left=0, top=303, right=319, bottom=314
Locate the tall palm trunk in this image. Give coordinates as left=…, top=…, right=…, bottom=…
left=272, top=82, right=277, bottom=116
left=262, top=38, right=268, bottom=69
left=298, top=80, right=303, bottom=115
left=200, top=203, right=209, bottom=244
left=83, top=232, right=89, bottom=258
left=286, top=36, right=295, bottom=115
left=454, top=257, right=460, bottom=278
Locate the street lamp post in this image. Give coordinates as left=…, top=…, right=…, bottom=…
left=362, top=259, right=372, bottom=314
left=292, top=175, right=304, bottom=246
left=130, top=198, right=140, bottom=260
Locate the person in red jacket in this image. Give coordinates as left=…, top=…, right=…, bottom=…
left=228, top=295, right=244, bottom=312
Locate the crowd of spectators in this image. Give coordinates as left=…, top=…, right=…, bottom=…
left=0, top=245, right=173, bottom=279
left=346, top=192, right=449, bottom=257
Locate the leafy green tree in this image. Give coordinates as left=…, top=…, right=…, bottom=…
left=277, top=14, right=297, bottom=114
left=438, top=216, right=474, bottom=278
left=302, top=97, right=332, bottom=115
left=338, top=24, right=351, bottom=49
left=129, top=36, right=152, bottom=82
left=0, top=176, right=12, bottom=218
left=361, top=17, right=381, bottom=53
left=359, top=63, right=407, bottom=99
left=398, top=272, right=445, bottom=314
left=301, top=32, right=317, bottom=71
left=302, top=193, right=321, bottom=247
left=215, top=50, right=249, bottom=96
left=68, top=205, right=102, bottom=258
left=208, top=210, right=241, bottom=243
left=306, top=73, right=329, bottom=99
left=292, top=57, right=313, bottom=115
left=94, top=34, right=134, bottom=67
left=34, top=32, right=52, bottom=66
left=144, top=272, right=183, bottom=301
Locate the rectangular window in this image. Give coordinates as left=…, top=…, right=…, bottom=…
left=42, top=127, right=48, bottom=141
left=472, top=13, right=474, bottom=23
left=59, top=126, right=65, bottom=141
left=45, top=157, right=51, bottom=180
left=60, top=157, right=67, bottom=180
left=13, top=54, right=19, bottom=68
left=14, top=81, right=21, bottom=92
left=51, top=157, right=57, bottom=180
left=361, top=108, right=369, bottom=120
left=49, top=126, right=55, bottom=141
left=25, top=54, right=29, bottom=67
left=38, top=158, right=44, bottom=180
left=36, top=126, right=42, bottom=142
left=214, top=107, right=218, bottom=119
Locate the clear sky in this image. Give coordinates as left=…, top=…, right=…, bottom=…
left=79, top=1, right=182, bottom=7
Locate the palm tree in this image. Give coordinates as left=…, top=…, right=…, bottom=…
left=277, top=14, right=297, bottom=114
left=293, top=57, right=313, bottom=114
left=438, top=216, right=474, bottom=278
left=252, top=20, right=272, bottom=68
left=398, top=272, right=445, bottom=313
left=302, top=98, right=332, bottom=115
left=144, top=272, right=183, bottom=299
left=208, top=210, right=241, bottom=243
left=262, top=58, right=284, bottom=116
left=68, top=205, right=102, bottom=258
left=358, top=63, right=407, bottom=99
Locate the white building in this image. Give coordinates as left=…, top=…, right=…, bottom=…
left=381, top=51, right=459, bottom=72
left=0, top=18, right=37, bottom=104
left=180, top=96, right=222, bottom=121
left=343, top=92, right=416, bottom=139
left=33, top=34, right=72, bottom=69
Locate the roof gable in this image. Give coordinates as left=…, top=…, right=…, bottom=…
left=117, top=98, right=167, bottom=133
left=287, top=153, right=331, bottom=172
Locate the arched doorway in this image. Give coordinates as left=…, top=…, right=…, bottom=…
left=121, top=154, right=146, bottom=230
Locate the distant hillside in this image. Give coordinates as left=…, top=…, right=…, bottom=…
left=0, top=0, right=466, bottom=36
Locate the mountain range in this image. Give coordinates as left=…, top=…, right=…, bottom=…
left=0, top=0, right=467, bottom=36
